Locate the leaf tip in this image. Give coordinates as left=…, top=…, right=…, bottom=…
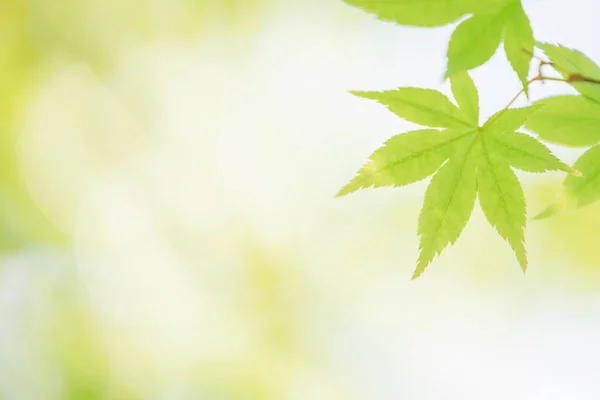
left=534, top=41, right=551, bottom=52
left=412, top=256, right=431, bottom=281
left=520, top=260, right=528, bottom=275
left=570, top=168, right=583, bottom=177
left=349, top=90, right=379, bottom=100
left=335, top=185, right=353, bottom=198
left=443, top=69, right=452, bottom=80
left=410, top=269, right=423, bottom=281
left=532, top=204, right=559, bottom=220
left=523, top=84, right=530, bottom=99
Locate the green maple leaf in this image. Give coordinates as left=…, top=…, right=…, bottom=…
left=350, top=88, right=474, bottom=129
left=477, top=134, right=527, bottom=272
left=339, top=72, right=573, bottom=278
left=523, top=44, right=600, bottom=218
left=503, top=2, right=534, bottom=93
left=524, top=95, right=600, bottom=148
left=336, top=128, right=472, bottom=197
left=342, top=0, right=511, bottom=27
left=534, top=146, right=600, bottom=220
left=343, top=0, right=534, bottom=90
left=342, top=0, right=474, bottom=27
left=446, top=0, right=533, bottom=90
left=489, top=130, right=575, bottom=174
left=450, top=70, right=480, bottom=124
left=415, top=139, right=478, bottom=279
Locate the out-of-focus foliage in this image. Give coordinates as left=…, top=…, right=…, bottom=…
left=529, top=181, right=600, bottom=289
left=0, top=0, right=269, bottom=253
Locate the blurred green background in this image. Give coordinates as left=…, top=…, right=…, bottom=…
left=2, top=0, right=600, bottom=399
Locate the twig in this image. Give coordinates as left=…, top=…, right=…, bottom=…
left=483, top=55, right=600, bottom=131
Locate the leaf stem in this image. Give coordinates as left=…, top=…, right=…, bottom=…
left=481, top=76, right=540, bottom=130
left=483, top=55, right=600, bottom=132
left=522, top=48, right=600, bottom=85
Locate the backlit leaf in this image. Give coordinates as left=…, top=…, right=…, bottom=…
left=415, top=137, right=478, bottom=279
left=346, top=0, right=533, bottom=86
left=534, top=146, right=600, bottom=219
left=451, top=72, right=480, bottom=126
left=504, top=1, right=534, bottom=93
left=525, top=95, right=600, bottom=147
left=340, top=69, right=569, bottom=278
left=478, top=137, right=527, bottom=271
left=337, top=129, right=473, bottom=197
left=342, top=0, right=472, bottom=27
left=561, top=146, right=600, bottom=208
left=490, top=131, right=574, bottom=174
left=483, top=106, right=539, bottom=136
left=446, top=11, right=506, bottom=77
left=351, top=88, right=474, bottom=128
left=537, top=42, right=600, bottom=104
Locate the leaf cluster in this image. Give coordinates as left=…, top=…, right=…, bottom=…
left=339, top=73, right=572, bottom=278
left=345, top=0, right=534, bottom=89
left=525, top=44, right=600, bottom=219
left=339, top=0, right=600, bottom=278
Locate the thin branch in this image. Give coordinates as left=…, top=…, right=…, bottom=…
left=483, top=54, right=600, bottom=132
left=522, top=48, right=600, bottom=86
left=481, top=76, right=541, bottom=130
left=568, top=73, right=600, bottom=85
